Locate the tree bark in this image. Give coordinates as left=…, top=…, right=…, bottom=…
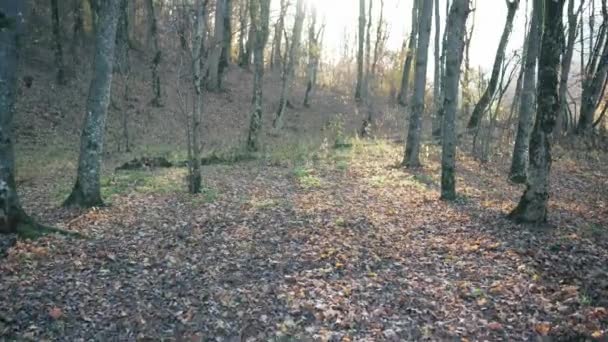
left=354, top=0, right=366, bottom=101
left=509, top=0, right=565, bottom=224
left=220, top=0, right=233, bottom=69
left=114, top=0, right=130, bottom=74
left=557, top=0, right=583, bottom=133
left=467, top=0, right=519, bottom=130
left=364, top=0, right=373, bottom=101
left=273, top=0, right=305, bottom=130
left=246, top=0, right=271, bottom=151
left=241, top=0, right=255, bottom=68
left=64, top=0, right=120, bottom=207
left=398, top=0, right=419, bottom=107
left=403, top=0, right=432, bottom=167
left=509, top=0, right=541, bottom=183
left=208, top=0, right=226, bottom=91
left=441, top=0, right=470, bottom=200
left=270, top=0, right=287, bottom=70
left=51, top=0, right=66, bottom=84
left=146, top=0, right=163, bottom=106
left=303, top=5, right=321, bottom=108
left=432, top=0, right=442, bottom=139
left=238, top=0, right=249, bottom=67
left=188, top=0, right=208, bottom=194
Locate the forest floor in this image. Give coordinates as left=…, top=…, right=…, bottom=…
left=1, top=138, right=608, bottom=341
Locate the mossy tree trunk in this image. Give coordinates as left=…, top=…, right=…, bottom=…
left=246, top=0, right=271, bottom=151
left=397, top=0, right=419, bottom=107
left=403, top=0, right=432, bottom=167
left=441, top=0, right=470, bottom=200
left=467, top=0, right=519, bottom=130
left=1, top=1, right=53, bottom=236
left=510, top=0, right=542, bottom=183
left=64, top=0, right=120, bottom=208
left=509, top=0, right=565, bottom=224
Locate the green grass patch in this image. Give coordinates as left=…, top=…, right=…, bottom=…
left=292, top=166, right=322, bottom=189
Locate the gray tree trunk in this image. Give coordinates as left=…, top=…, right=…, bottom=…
left=51, top=0, right=66, bottom=84
left=364, top=0, right=373, bottom=100
left=273, top=0, right=305, bottom=130
left=208, top=0, right=226, bottom=91
left=220, top=0, right=232, bottom=69
left=0, top=1, right=38, bottom=234
left=467, top=0, right=519, bottom=130
left=189, top=0, right=208, bottom=194
left=557, top=0, right=583, bottom=133
left=241, top=0, right=255, bottom=68
left=398, top=0, right=419, bottom=107
left=461, top=4, right=475, bottom=119
left=355, top=0, right=366, bottom=101
left=432, top=0, right=442, bottom=139
left=509, top=0, right=565, bottom=224
left=146, top=0, right=162, bottom=106
left=303, top=6, right=321, bottom=108
left=238, top=0, right=248, bottom=67
left=270, top=0, right=287, bottom=70
left=64, top=0, right=120, bottom=207
left=114, top=0, right=130, bottom=75
left=246, top=0, right=271, bottom=151
left=509, top=0, right=542, bottom=183
left=403, top=0, right=432, bottom=167
left=441, top=0, right=470, bottom=200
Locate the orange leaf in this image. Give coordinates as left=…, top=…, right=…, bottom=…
left=534, top=322, right=551, bottom=336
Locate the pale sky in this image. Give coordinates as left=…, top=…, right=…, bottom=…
left=306, top=0, right=528, bottom=71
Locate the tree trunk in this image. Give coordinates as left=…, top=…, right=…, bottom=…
left=355, top=0, right=366, bottom=101
left=0, top=1, right=44, bottom=235
left=303, top=6, right=321, bottom=108
left=270, top=0, right=287, bottom=70
left=208, top=0, right=226, bottom=91
left=509, top=0, right=565, bottom=224
left=273, top=0, right=305, bottom=130
left=509, top=0, right=541, bottom=183
left=241, top=0, right=255, bottom=68
left=51, top=0, right=66, bottom=84
left=246, top=0, right=271, bottom=151
left=403, top=0, right=432, bottom=167
left=467, top=0, right=519, bottom=130
left=398, top=0, right=419, bottom=107
left=461, top=3, right=475, bottom=119
left=238, top=0, right=248, bottom=67
left=71, top=0, right=85, bottom=62
left=146, top=0, right=163, bottom=106
left=579, top=2, right=608, bottom=135
left=364, top=0, right=373, bottom=101
left=557, top=0, right=582, bottom=133
left=64, top=0, right=120, bottom=208
left=189, top=0, right=208, bottom=194
left=432, top=0, right=442, bottom=139
left=441, top=0, right=470, bottom=200
left=114, top=0, right=130, bottom=74
left=220, top=0, right=232, bottom=69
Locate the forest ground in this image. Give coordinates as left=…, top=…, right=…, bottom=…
left=2, top=136, right=608, bottom=340
left=2, top=42, right=608, bottom=340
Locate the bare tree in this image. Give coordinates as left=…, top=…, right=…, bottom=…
left=303, top=5, right=323, bottom=108
left=246, top=0, right=271, bottom=151
left=238, top=0, right=249, bottom=66
left=509, top=0, right=565, bottom=223
left=510, top=0, right=542, bottom=183
left=146, top=0, right=163, bottom=106
left=441, top=0, right=470, bottom=200
left=355, top=0, right=366, bottom=101
left=271, top=0, right=289, bottom=70
left=398, top=0, right=419, bottom=107
left=467, top=0, right=520, bottom=130
left=51, top=0, right=66, bottom=84
left=64, top=0, right=121, bottom=207
left=432, top=0, right=442, bottom=138
left=272, top=0, right=305, bottom=130
left=403, top=0, right=432, bottom=167
left=208, top=0, right=227, bottom=91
